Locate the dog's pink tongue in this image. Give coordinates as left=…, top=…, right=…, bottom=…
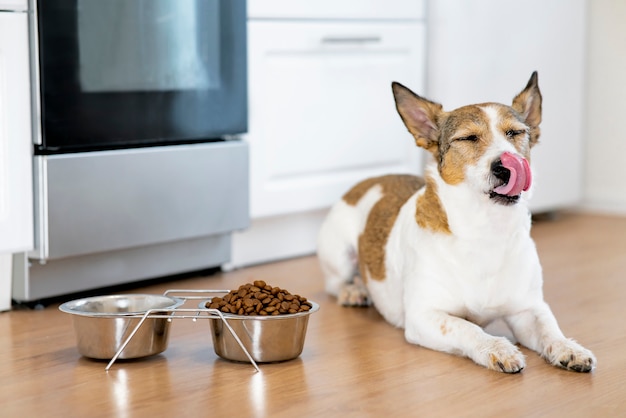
left=493, top=152, right=532, bottom=196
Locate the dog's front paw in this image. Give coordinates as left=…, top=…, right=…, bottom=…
left=478, top=337, right=526, bottom=373
left=543, top=339, right=596, bottom=372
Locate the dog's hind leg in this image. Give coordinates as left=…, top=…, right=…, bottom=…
left=337, top=274, right=371, bottom=307
left=318, top=183, right=384, bottom=306
left=317, top=201, right=369, bottom=305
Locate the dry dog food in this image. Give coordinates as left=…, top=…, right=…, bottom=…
left=206, top=280, right=313, bottom=316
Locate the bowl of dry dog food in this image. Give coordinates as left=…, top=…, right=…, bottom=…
left=201, top=281, right=319, bottom=363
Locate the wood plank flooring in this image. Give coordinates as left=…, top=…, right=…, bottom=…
left=1, top=212, right=625, bottom=417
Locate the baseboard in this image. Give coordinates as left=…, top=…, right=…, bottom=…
left=229, top=209, right=329, bottom=268
left=577, top=200, right=626, bottom=216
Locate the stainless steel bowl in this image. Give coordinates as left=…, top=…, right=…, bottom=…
left=59, top=294, right=183, bottom=360
left=201, top=300, right=319, bottom=363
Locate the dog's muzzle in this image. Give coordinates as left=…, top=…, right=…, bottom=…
left=489, top=152, right=532, bottom=205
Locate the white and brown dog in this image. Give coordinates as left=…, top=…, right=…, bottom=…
left=317, top=72, right=596, bottom=373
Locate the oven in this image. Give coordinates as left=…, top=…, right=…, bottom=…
left=35, top=0, right=247, bottom=154
left=14, top=0, right=249, bottom=302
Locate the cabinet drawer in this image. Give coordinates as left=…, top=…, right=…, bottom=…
left=247, top=21, right=426, bottom=217
left=0, top=0, right=27, bottom=11
left=248, top=0, right=426, bottom=20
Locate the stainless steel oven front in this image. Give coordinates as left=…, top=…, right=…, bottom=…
left=14, top=0, right=249, bottom=302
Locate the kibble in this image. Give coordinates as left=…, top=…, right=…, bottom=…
left=206, top=280, right=312, bottom=316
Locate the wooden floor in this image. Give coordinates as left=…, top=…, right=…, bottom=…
left=1, top=212, right=625, bottom=417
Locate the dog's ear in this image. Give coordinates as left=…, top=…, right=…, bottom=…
left=512, top=71, right=542, bottom=146
left=392, top=82, right=442, bottom=154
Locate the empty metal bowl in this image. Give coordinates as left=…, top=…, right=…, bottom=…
left=59, top=294, right=183, bottom=360
left=201, top=300, right=319, bottom=363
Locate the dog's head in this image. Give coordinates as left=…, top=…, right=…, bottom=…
left=392, top=72, right=542, bottom=206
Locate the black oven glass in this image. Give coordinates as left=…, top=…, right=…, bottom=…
left=36, top=0, right=247, bottom=154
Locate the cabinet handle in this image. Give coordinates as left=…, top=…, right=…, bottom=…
left=321, top=36, right=382, bottom=45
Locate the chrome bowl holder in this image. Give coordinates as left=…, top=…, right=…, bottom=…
left=105, top=289, right=260, bottom=372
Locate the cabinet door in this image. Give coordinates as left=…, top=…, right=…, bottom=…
left=247, top=21, right=426, bottom=218
left=0, top=13, right=33, bottom=253
left=427, top=0, right=586, bottom=212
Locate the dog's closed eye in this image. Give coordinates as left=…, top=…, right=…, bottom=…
left=456, top=134, right=479, bottom=142
left=505, top=129, right=526, bottom=138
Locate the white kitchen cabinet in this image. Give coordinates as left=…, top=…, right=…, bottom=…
left=248, top=0, right=424, bottom=20
left=231, top=4, right=426, bottom=267
left=427, top=0, right=587, bottom=213
left=0, top=10, right=34, bottom=310
left=0, top=0, right=27, bottom=11
left=247, top=21, right=426, bottom=218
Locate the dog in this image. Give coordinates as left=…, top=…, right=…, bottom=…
left=317, top=72, right=596, bottom=373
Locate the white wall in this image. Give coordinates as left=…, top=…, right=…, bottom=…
left=583, top=0, right=626, bottom=214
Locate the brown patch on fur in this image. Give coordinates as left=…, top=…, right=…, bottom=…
left=343, top=177, right=382, bottom=206
left=489, top=353, right=501, bottom=369
left=343, top=175, right=425, bottom=282
left=416, top=176, right=451, bottom=234
left=436, top=106, right=492, bottom=186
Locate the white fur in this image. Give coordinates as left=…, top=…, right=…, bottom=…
left=317, top=103, right=596, bottom=373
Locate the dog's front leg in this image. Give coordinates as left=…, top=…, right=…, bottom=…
left=505, top=302, right=596, bottom=372
left=405, top=312, right=526, bottom=373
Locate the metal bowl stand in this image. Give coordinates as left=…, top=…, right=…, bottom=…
left=105, top=290, right=260, bottom=372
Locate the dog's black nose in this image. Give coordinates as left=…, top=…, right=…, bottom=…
left=491, top=159, right=511, bottom=183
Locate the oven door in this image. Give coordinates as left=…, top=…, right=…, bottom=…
left=35, top=0, right=247, bottom=154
